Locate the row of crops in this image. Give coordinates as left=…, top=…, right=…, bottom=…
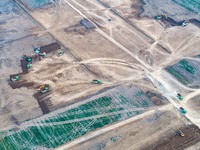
left=166, top=59, right=200, bottom=88
left=0, top=86, right=154, bottom=149
left=173, top=0, right=200, bottom=13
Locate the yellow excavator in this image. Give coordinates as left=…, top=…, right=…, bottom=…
left=36, top=84, right=50, bottom=93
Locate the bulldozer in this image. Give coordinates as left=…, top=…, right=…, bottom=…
left=36, top=84, right=50, bottom=93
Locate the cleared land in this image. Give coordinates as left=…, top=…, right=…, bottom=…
left=0, top=0, right=200, bottom=149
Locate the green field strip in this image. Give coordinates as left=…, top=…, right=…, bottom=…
left=0, top=92, right=148, bottom=149
left=167, top=67, right=189, bottom=85
left=173, top=0, right=200, bottom=13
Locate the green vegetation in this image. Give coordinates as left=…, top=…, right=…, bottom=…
left=167, top=67, right=189, bottom=85
left=0, top=91, right=151, bottom=149
left=179, top=59, right=195, bottom=74
left=173, top=0, right=200, bottom=13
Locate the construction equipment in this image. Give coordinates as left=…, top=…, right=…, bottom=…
left=155, top=15, right=162, bottom=21
left=92, top=79, right=102, bottom=84
left=162, top=13, right=168, bottom=19
left=179, top=130, right=185, bottom=137
left=34, top=47, right=47, bottom=57
left=26, top=63, right=32, bottom=69
left=7, top=75, right=20, bottom=83
left=36, top=84, right=50, bottom=93
left=12, top=75, right=19, bottom=81
left=177, top=93, right=183, bottom=100
left=155, top=14, right=168, bottom=21
left=39, top=52, right=46, bottom=57
left=22, top=55, right=32, bottom=63
left=34, top=47, right=40, bottom=54
left=182, top=20, right=189, bottom=27
left=179, top=107, right=187, bottom=114
left=58, top=51, right=64, bottom=56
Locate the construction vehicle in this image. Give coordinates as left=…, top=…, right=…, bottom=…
left=182, top=20, right=189, bottom=27
left=26, top=63, right=32, bottom=69
left=92, top=79, right=102, bottom=84
left=36, top=84, right=50, bottom=93
left=58, top=51, right=64, bottom=56
left=34, top=47, right=40, bottom=54
left=39, top=52, right=46, bottom=57
left=179, top=107, right=187, bottom=114
left=177, top=93, right=183, bottom=100
left=22, top=55, right=32, bottom=63
left=162, top=14, right=168, bottom=19
left=179, top=130, right=185, bottom=137
left=7, top=75, right=20, bottom=83
left=155, top=15, right=162, bottom=21
left=155, top=14, right=168, bottom=21
left=22, top=55, right=33, bottom=69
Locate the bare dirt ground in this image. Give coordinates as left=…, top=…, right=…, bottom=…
left=1, top=0, right=200, bottom=149
left=0, top=0, right=56, bottom=130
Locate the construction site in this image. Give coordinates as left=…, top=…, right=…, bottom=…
left=0, top=0, right=200, bottom=149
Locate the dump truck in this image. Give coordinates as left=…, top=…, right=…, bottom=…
left=92, top=79, right=102, bottom=84
left=36, top=84, right=50, bottom=93
left=179, top=107, right=187, bottom=114
left=177, top=93, right=183, bottom=100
